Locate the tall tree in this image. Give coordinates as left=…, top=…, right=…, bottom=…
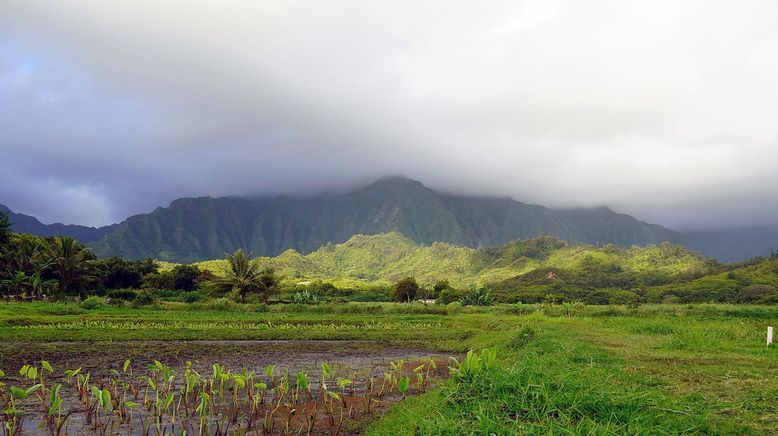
left=391, top=277, right=419, bottom=303
left=213, top=249, right=278, bottom=303
left=47, top=236, right=101, bottom=296
left=0, top=211, right=10, bottom=246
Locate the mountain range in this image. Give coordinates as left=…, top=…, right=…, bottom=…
left=2, top=177, right=777, bottom=262
left=0, top=204, right=115, bottom=243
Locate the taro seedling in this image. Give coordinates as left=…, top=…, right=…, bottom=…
left=450, top=347, right=498, bottom=383
left=0, top=353, right=455, bottom=435
left=45, top=383, right=70, bottom=436
left=397, top=376, right=410, bottom=399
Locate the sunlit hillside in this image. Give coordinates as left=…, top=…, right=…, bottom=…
left=188, top=232, right=717, bottom=291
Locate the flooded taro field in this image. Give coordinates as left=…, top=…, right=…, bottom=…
left=0, top=340, right=457, bottom=435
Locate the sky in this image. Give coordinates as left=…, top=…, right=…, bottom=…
left=1, top=1, right=777, bottom=230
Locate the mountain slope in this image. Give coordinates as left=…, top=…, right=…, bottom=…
left=0, top=204, right=115, bottom=243
left=90, top=178, right=681, bottom=262
left=191, top=232, right=715, bottom=291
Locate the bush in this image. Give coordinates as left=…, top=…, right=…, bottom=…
left=171, top=264, right=200, bottom=291
left=79, top=296, right=106, bottom=310
left=608, top=290, right=640, bottom=305
left=460, top=288, right=494, bottom=307
left=142, top=271, right=175, bottom=290
left=213, top=297, right=232, bottom=311
left=182, top=293, right=200, bottom=304
left=737, top=284, right=777, bottom=303
left=107, top=288, right=137, bottom=301
left=349, top=291, right=391, bottom=302
left=507, top=302, right=535, bottom=315
left=437, top=287, right=462, bottom=305
left=291, top=290, right=321, bottom=304
left=133, top=289, right=157, bottom=306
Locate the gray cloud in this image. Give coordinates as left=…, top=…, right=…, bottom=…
left=1, top=0, right=777, bottom=229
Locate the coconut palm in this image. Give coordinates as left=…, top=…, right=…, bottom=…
left=6, top=235, right=51, bottom=274
left=47, top=236, right=101, bottom=296
left=1, top=270, right=31, bottom=299
left=214, top=249, right=278, bottom=303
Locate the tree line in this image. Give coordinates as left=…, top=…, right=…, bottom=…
left=0, top=212, right=278, bottom=303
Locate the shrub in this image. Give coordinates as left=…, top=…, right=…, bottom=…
left=291, top=290, right=321, bottom=304
left=507, top=302, right=535, bottom=315
left=79, top=296, right=106, bottom=310
left=182, top=293, right=200, bottom=304
left=349, top=291, right=391, bottom=302
left=460, top=288, right=493, bottom=307
left=608, top=290, right=640, bottom=305
left=171, top=264, right=200, bottom=291
left=133, top=289, right=157, bottom=306
left=213, top=297, right=232, bottom=311
left=737, top=284, right=777, bottom=303
left=436, top=287, right=462, bottom=305
left=107, top=288, right=137, bottom=301
left=142, top=271, right=175, bottom=290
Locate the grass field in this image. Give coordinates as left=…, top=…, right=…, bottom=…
left=1, top=302, right=776, bottom=434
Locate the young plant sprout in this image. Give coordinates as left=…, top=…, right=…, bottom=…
left=0, top=353, right=454, bottom=435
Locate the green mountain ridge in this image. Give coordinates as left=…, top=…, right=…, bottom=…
left=5, top=178, right=777, bottom=262
left=191, top=232, right=717, bottom=291
left=90, top=177, right=680, bottom=262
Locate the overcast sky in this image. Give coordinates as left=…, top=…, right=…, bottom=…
left=1, top=1, right=777, bottom=230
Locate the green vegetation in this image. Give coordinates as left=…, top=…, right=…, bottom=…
left=4, top=211, right=778, bottom=306
left=0, top=303, right=775, bottom=433
left=194, top=232, right=717, bottom=290
left=87, top=178, right=679, bottom=262
left=210, top=249, right=279, bottom=303
left=0, top=343, right=446, bottom=435
left=192, top=232, right=778, bottom=305
left=3, top=209, right=778, bottom=432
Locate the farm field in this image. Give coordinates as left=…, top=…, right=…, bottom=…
left=0, top=302, right=776, bottom=434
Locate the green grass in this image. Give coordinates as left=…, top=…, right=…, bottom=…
left=0, top=302, right=776, bottom=433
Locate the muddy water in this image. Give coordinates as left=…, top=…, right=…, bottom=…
left=0, top=341, right=458, bottom=435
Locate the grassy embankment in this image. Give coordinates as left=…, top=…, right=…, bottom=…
left=0, top=302, right=776, bottom=433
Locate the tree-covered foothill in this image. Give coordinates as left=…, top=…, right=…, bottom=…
left=2, top=211, right=778, bottom=306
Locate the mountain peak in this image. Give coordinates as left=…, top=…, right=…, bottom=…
left=362, top=176, right=427, bottom=192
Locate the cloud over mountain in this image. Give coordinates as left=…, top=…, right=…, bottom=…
left=1, top=1, right=778, bottom=229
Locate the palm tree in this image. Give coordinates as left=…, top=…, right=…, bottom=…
left=214, top=249, right=278, bottom=303
left=47, top=236, right=101, bottom=296
left=1, top=271, right=31, bottom=299
left=29, top=272, right=57, bottom=300
left=7, top=236, right=50, bottom=274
